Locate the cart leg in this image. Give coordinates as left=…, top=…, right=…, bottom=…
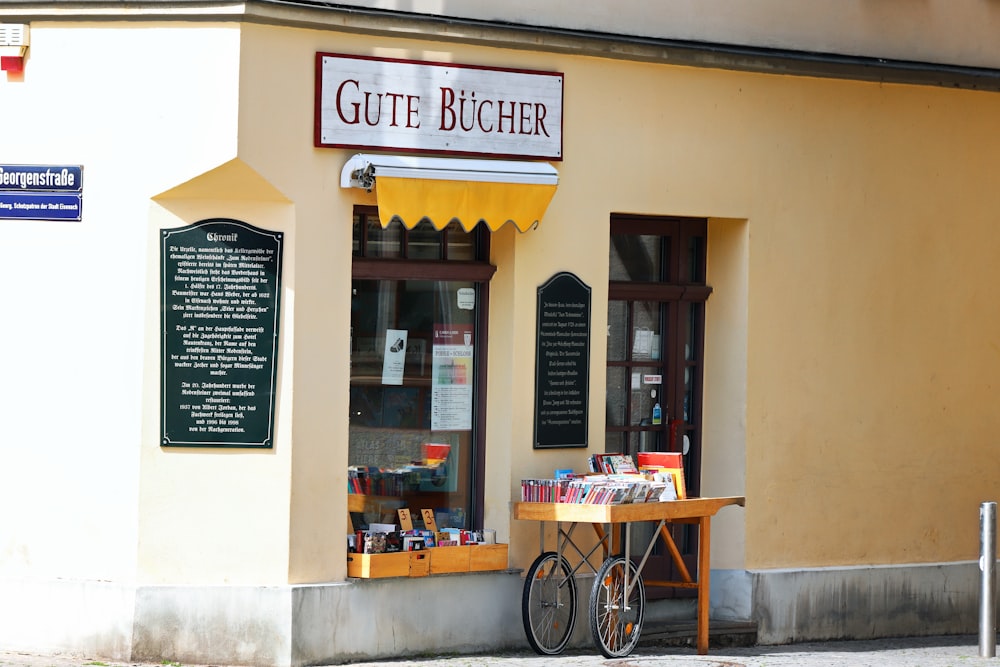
left=658, top=522, right=693, bottom=583
left=697, top=515, right=711, bottom=655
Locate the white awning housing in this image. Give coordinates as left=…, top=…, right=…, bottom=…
left=340, top=153, right=559, bottom=232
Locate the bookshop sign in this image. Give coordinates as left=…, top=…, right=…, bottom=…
left=160, top=219, right=283, bottom=448
left=534, top=272, right=590, bottom=449
left=315, top=52, right=564, bottom=160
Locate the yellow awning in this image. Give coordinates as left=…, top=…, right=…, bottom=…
left=374, top=176, right=557, bottom=232
left=341, top=153, right=558, bottom=232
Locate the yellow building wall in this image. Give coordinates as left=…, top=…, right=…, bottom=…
left=742, top=80, right=1000, bottom=568
left=6, top=16, right=1000, bottom=590
left=166, top=23, right=1000, bottom=580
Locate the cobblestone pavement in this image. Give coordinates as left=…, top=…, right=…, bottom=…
left=2, top=635, right=999, bottom=667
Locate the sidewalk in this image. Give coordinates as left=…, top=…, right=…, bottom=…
left=2, top=635, right=998, bottom=667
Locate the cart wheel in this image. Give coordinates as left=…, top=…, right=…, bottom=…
left=589, top=555, right=645, bottom=658
left=521, top=551, right=578, bottom=655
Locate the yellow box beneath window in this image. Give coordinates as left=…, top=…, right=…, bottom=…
left=469, top=543, right=508, bottom=572
left=347, top=551, right=410, bottom=579
left=347, top=545, right=507, bottom=578
left=430, top=545, right=471, bottom=574
left=408, top=550, right=430, bottom=577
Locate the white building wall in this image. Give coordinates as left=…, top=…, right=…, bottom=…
left=0, top=23, right=241, bottom=584
left=333, top=0, right=1000, bottom=69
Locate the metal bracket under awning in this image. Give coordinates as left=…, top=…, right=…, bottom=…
left=340, top=153, right=559, bottom=232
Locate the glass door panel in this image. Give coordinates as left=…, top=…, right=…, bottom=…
left=609, top=234, right=663, bottom=282
left=608, top=215, right=708, bottom=600
left=605, top=367, right=627, bottom=427
left=607, top=300, right=628, bottom=362
left=630, top=367, right=662, bottom=427
left=630, top=302, right=663, bottom=363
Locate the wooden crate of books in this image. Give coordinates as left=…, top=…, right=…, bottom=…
left=430, top=545, right=471, bottom=574
left=408, top=550, right=430, bottom=577
left=347, top=551, right=432, bottom=579
left=347, top=551, right=410, bottom=579
left=469, top=543, right=508, bottom=572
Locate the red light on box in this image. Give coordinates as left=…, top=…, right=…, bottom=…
left=1, top=56, right=23, bottom=73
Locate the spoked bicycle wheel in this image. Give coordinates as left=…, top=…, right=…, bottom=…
left=589, top=555, right=646, bottom=658
left=522, top=551, right=578, bottom=654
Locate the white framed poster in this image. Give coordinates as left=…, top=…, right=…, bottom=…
left=381, top=328, right=408, bottom=385
left=431, top=324, right=474, bottom=431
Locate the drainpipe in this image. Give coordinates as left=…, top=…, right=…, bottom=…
left=979, top=501, right=996, bottom=658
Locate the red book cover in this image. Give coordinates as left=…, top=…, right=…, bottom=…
left=637, top=452, right=682, bottom=469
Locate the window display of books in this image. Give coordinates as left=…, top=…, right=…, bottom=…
left=348, top=465, right=418, bottom=495
left=352, top=527, right=494, bottom=554
left=346, top=508, right=508, bottom=578
left=349, top=464, right=450, bottom=495
left=520, top=453, right=686, bottom=504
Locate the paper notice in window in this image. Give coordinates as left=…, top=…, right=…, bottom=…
left=382, top=329, right=408, bottom=385
left=633, top=328, right=652, bottom=359
left=431, top=324, right=473, bottom=430
left=457, top=287, right=476, bottom=310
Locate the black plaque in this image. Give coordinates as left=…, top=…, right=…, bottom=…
left=161, top=219, right=283, bottom=447
left=534, top=272, right=591, bottom=448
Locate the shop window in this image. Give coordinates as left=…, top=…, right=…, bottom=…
left=349, top=207, right=494, bottom=533
left=606, top=214, right=710, bottom=595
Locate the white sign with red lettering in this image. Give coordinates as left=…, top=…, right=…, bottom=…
left=315, top=53, right=563, bottom=160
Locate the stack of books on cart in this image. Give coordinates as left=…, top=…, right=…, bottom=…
left=520, top=452, right=687, bottom=505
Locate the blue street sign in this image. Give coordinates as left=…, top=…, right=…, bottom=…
left=0, top=192, right=83, bottom=221
left=0, top=165, right=83, bottom=192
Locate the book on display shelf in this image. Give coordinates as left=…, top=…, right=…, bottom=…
left=637, top=451, right=687, bottom=500
left=519, top=451, right=690, bottom=505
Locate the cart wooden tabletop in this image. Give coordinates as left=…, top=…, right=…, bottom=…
left=512, top=496, right=745, bottom=524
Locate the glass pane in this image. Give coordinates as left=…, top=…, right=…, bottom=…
left=603, top=430, right=627, bottom=455
left=627, top=431, right=639, bottom=457
left=687, top=234, right=704, bottom=283
left=630, top=301, right=662, bottom=362
left=685, top=303, right=697, bottom=361
left=607, top=301, right=628, bottom=362
left=630, top=368, right=661, bottom=426
left=683, top=366, right=692, bottom=422
left=609, top=234, right=661, bottom=281
left=445, top=221, right=476, bottom=260
left=352, top=211, right=363, bottom=257
left=407, top=219, right=442, bottom=260
left=368, top=218, right=403, bottom=258
left=605, top=367, right=627, bottom=427
left=349, top=277, right=477, bottom=531
left=636, top=427, right=662, bottom=454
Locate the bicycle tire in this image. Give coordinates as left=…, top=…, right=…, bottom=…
left=588, top=555, right=645, bottom=658
left=521, top=551, right=578, bottom=654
